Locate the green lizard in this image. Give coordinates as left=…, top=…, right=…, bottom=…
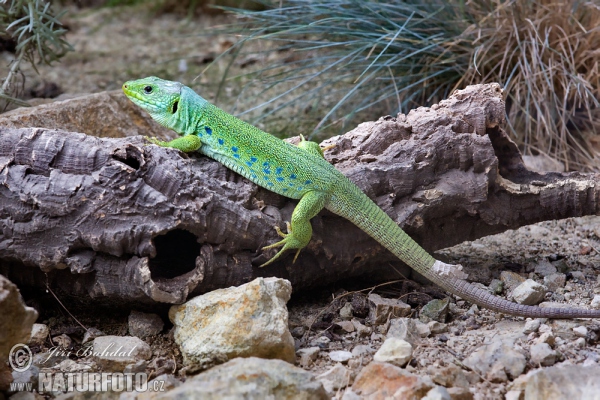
left=123, top=76, right=600, bottom=318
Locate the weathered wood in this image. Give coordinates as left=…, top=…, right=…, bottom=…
left=0, top=83, right=598, bottom=306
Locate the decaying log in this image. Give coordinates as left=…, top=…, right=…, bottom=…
left=0, top=83, right=598, bottom=306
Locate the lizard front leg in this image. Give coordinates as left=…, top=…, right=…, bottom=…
left=260, top=190, right=330, bottom=267
left=146, top=134, right=202, bottom=153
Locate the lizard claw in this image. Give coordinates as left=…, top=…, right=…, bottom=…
left=259, top=222, right=303, bottom=267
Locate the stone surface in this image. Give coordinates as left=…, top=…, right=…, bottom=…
left=0, top=90, right=174, bottom=140
left=352, top=362, right=435, bottom=399
left=511, top=365, right=600, bottom=399
left=429, top=365, right=470, bottom=389
left=591, top=295, right=600, bottom=309
left=316, top=363, right=352, bottom=395
left=29, top=324, right=49, bottom=346
left=488, top=279, right=504, bottom=295
left=155, top=357, right=328, bottom=399
left=543, top=273, right=566, bottom=291
left=92, top=335, right=152, bottom=370
left=423, top=386, right=452, bottom=400
left=339, top=303, right=354, bottom=320
left=533, top=260, right=557, bottom=277
left=128, top=310, right=164, bottom=338
left=523, top=319, right=541, bottom=334
left=373, top=338, right=413, bottom=367
left=573, top=325, right=588, bottom=338
left=329, top=350, right=353, bottom=363
left=447, top=387, right=474, bottom=400
left=0, top=275, right=38, bottom=361
left=415, top=320, right=432, bottom=338
left=428, top=321, right=448, bottom=334
left=387, top=318, right=422, bottom=346
left=169, top=277, right=295, bottom=371
left=500, top=271, right=526, bottom=291
left=368, top=293, right=411, bottom=325
left=529, top=343, right=556, bottom=366
left=512, top=279, right=546, bottom=305
left=463, top=336, right=526, bottom=380
left=297, top=347, right=320, bottom=368
left=420, top=298, right=450, bottom=323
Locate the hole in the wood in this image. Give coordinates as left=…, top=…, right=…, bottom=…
left=351, top=256, right=363, bottom=265
left=149, top=229, right=200, bottom=279
left=112, top=147, right=142, bottom=170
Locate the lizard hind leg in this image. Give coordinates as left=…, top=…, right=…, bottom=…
left=259, top=191, right=329, bottom=267
left=297, top=134, right=330, bottom=159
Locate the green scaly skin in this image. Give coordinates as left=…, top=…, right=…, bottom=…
left=123, top=76, right=600, bottom=318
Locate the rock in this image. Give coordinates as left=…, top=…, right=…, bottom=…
left=500, top=271, right=526, bottom=291
left=573, top=326, right=588, bottom=338
left=297, top=347, right=320, bottom=368
left=352, top=362, right=435, bottom=399
left=575, top=337, right=587, bottom=348
left=591, top=295, right=600, bottom=309
left=423, top=386, right=452, bottom=400
left=486, top=363, right=508, bottom=383
left=92, top=336, right=152, bottom=370
left=290, top=326, right=305, bottom=338
left=336, top=320, right=355, bottom=333
left=0, top=90, right=174, bottom=140
left=0, top=275, right=38, bottom=361
left=373, top=338, right=413, bottom=367
left=387, top=318, right=423, bottom=346
left=351, top=345, right=375, bottom=357
left=415, top=320, right=431, bottom=338
left=128, top=310, right=164, bottom=338
left=329, top=350, right=353, bottom=363
left=463, top=337, right=526, bottom=380
left=547, top=320, right=579, bottom=340
left=420, top=298, right=450, bottom=323
left=428, top=321, right=448, bottom=334
left=368, top=293, right=411, bottom=325
left=430, top=365, right=470, bottom=389
left=317, top=363, right=352, bottom=395
left=571, top=270, right=585, bottom=280
left=533, top=259, right=557, bottom=277
left=169, top=277, right=295, bottom=371
left=156, top=357, right=328, bottom=399
left=341, top=388, right=362, bottom=400
left=29, top=324, right=49, bottom=346
left=529, top=343, right=556, bottom=366
left=543, top=273, right=566, bottom=291
left=339, top=303, right=353, bottom=319
left=351, top=318, right=371, bottom=337
left=522, top=319, right=541, bottom=334
left=511, top=365, right=600, bottom=399
left=51, top=334, right=72, bottom=350
left=512, top=279, right=546, bottom=305
left=447, top=387, right=474, bottom=400
left=82, top=328, right=104, bottom=344
left=488, top=279, right=504, bottom=295
left=535, top=331, right=555, bottom=346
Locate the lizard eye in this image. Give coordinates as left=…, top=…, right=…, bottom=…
left=143, top=85, right=153, bottom=94
left=172, top=100, right=178, bottom=114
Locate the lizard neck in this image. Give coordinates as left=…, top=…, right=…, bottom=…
left=173, top=86, right=209, bottom=136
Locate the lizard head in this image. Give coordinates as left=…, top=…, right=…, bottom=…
left=123, top=76, right=183, bottom=128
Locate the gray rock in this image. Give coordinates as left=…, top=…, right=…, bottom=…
left=128, top=310, right=164, bottom=338
left=373, top=338, right=413, bottom=367
left=529, top=343, right=556, bottom=366
left=92, top=335, right=152, bottom=370
left=571, top=270, right=586, bottom=280
left=428, top=321, right=448, bottom=334
left=500, top=271, right=526, bottom=291
left=297, top=347, right=320, bottom=368
left=512, top=279, right=546, bottom=305
left=155, top=357, right=328, bottom=399
left=523, top=319, right=541, bottom=334
left=463, top=337, right=526, bottom=380
left=447, top=387, right=474, bottom=400
left=317, top=363, right=352, bottom=395
left=543, top=273, right=566, bottom=291
left=29, top=324, right=49, bottom=346
left=339, top=303, right=353, bottom=320
left=351, top=319, right=371, bottom=337
left=415, top=320, right=432, bottom=338
left=533, top=259, right=557, bottom=277
left=387, top=318, right=422, bottom=346
left=0, top=275, right=38, bottom=361
left=82, top=328, right=104, bottom=344
left=423, top=386, right=452, bottom=400
left=169, top=277, right=295, bottom=371
left=329, top=350, right=353, bottom=363
left=336, top=320, right=355, bottom=333
left=429, top=364, right=470, bottom=389
left=368, top=293, right=411, bottom=325
left=351, top=345, right=375, bottom=357
left=513, top=365, right=600, bottom=399
left=488, top=279, right=504, bottom=295
left=420, top=298, right=450, bottom=323
left=591, top=295, right=600, bottom=309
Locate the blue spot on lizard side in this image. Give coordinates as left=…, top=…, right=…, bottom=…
left=218, top=138, right=224, bottom=145
left=205, top=127, right=212, bottom=135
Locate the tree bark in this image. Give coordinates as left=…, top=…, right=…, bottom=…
left=1, top=83, right=598, bottom=306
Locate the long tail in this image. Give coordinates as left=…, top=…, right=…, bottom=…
left=328, top=183, right=600, bottom=318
